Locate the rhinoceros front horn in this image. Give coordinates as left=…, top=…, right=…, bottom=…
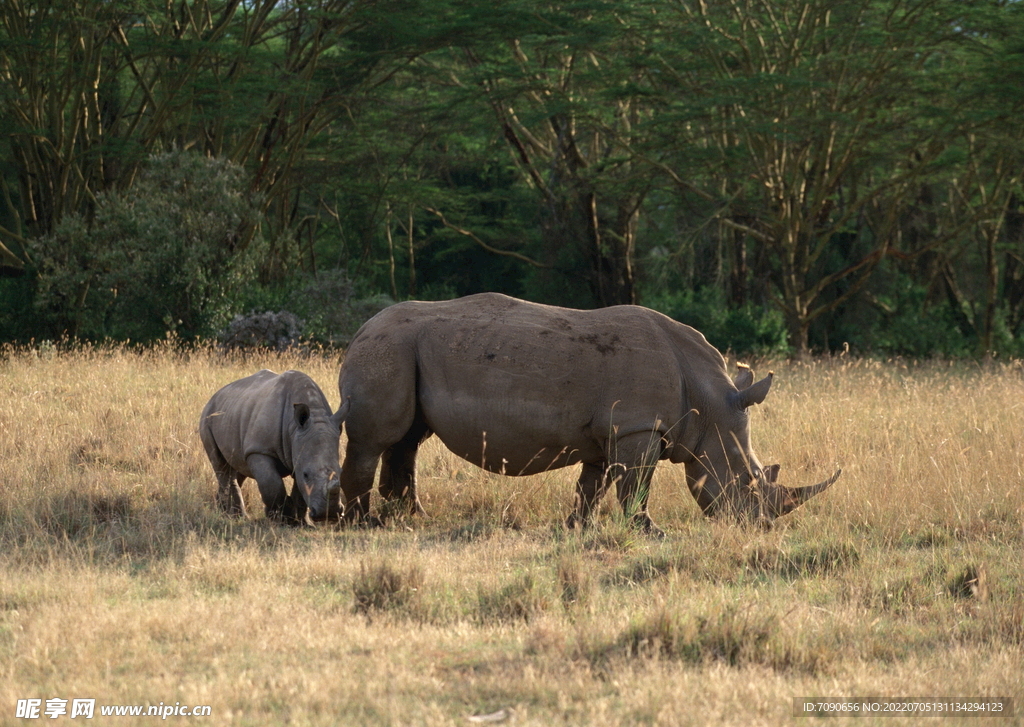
left=776, top=468, right=842, bottom=516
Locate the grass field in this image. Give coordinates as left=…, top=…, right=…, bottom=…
left=0, top=343, right=1022, bottom=726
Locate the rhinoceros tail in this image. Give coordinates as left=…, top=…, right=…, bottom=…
left=331, top=395, right=351, bottom=431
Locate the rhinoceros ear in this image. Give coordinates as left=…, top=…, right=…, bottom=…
left=731, top=372, right=773, bottom=409
left=733, top=363, right=754, bottom=391
left=294, top=402, right=311, bottom=429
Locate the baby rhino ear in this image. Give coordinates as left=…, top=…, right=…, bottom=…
left=294, top=402, right=311, bottom=428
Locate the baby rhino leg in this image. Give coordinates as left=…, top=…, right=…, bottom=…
left=246, top=453, right=290, bottom=523
left=205, top=441, right=247, bottom=517
left=280, top=485, right=309, bottom=527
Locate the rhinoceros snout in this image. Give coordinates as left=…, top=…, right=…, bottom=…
left=306, top=496, right=331, bottom=522
left=306, top=477, right=343, bottom=523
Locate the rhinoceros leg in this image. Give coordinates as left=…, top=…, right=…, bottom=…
left=565, top=462, right=609, bottom=530
left=607, top=432, right=665, bottom=537
left=378, top=417, right=431, bottom=517
left=205, top=442, right=247, bottom=517
left=246, top=453, right=290, bottom=523
left=215, top=471, right=247, bottom=518
left=280, top=484, right=308, bottom=527
left=338, top=441, right=383, bottom=524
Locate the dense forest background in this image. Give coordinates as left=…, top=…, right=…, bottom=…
left=1, top=0, right=1023, bottom=357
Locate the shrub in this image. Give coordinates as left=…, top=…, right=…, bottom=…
left=746, top=542, right=861, bottom=579
left=284, top=271, right=394, bottom=345
left=476, top=573, right=550, bottom=624
left=620, top=605, right=776, bottom=666
left=30, top=151, right=266, bottom=341
left=834, top=275, right=976, bottom=357
left=645, top=288, right=790, bottom=356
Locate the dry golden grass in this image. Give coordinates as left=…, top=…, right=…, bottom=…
left=0, top=344, right=1022, bottom=725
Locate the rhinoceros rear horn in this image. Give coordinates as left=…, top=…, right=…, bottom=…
left=778, top=468, right=842, bottom=515
left=294, top=402, right=311, bottom=428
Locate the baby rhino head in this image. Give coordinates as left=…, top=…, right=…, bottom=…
left=291, top=402, right=344, bottom=522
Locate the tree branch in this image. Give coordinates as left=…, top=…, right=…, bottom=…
left=0, top=228, right=27, bottom=270
left=424, top=208, right=550, bottom=269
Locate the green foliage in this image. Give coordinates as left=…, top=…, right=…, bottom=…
left=29, top=152, right=265, bottom=341
left=646, top=289, right=790, bottom=357
left=850, top=292, right=975, bottom=359
left=827, top=264, right=1001, bottom=358
left=4, top=0, right=1024, bottom=357
left=0, top=275, right=36, bottom=341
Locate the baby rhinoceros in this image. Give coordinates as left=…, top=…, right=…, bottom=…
left=199, top=369, right=346, bottom=525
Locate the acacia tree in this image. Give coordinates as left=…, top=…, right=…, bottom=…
left=914, top=1, right=1024, bottom=356
left=0, top=0, right=132, bottom=270
left=0, top=0, right=424, bottom=279
left=646, top=0, right=978, bottom=355
left=429, top=2, right=656, bottom=307
left=936, top=142, right=1023, bottom=355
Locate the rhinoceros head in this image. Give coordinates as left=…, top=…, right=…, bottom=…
left=683, top=366, right=840, bottom=525
left=291, top=403, right=344, bottom=521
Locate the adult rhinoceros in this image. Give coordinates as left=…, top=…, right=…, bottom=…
left=336, top=293, right=839, bottom=532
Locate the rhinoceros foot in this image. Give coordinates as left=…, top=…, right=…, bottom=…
left=633, top=515, right=666, bottom=539
left=275, top=488, right=310, bottom=527
left=216, top=479, right=247, bottom=518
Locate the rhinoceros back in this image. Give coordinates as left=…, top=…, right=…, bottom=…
left=339, top=293, right=725, bottom=476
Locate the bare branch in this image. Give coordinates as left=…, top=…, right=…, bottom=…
left=424, top=208, right=550, bottom=269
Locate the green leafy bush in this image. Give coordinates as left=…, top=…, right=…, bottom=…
left=30, top=152, right=265, bottom=341
left=645, top=289, right=790, bottom=357
left=835, top=276, right=975, bottom=358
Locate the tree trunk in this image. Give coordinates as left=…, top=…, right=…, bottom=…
left=784, top=309, right=811, bottom=360
left=539, top=186, right=639, bottom=309
left=585, top=193, right=638, bottom=307
left=730, top=226, right=748, bottom=308
left=980, top=224, right=998, bottom=357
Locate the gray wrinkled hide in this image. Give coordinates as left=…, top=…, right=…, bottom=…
left=199, top=369, right=343, bottom=524
left=337, top=293, right=836, bottom=532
